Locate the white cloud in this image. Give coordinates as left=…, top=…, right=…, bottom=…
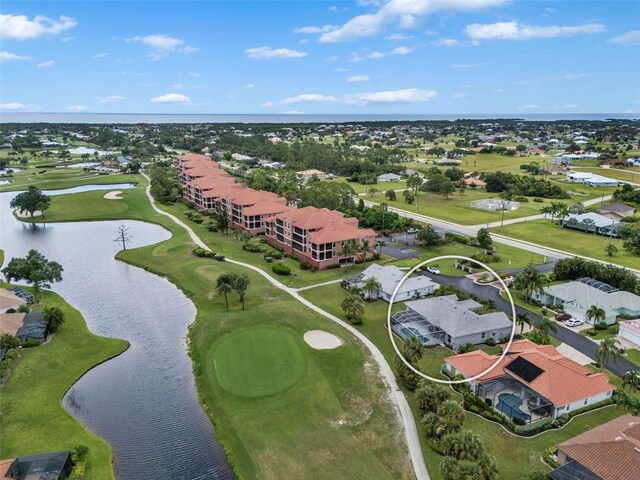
left=325, top=55, right=339, bottom=62
left=452, top=62, right=491, bottom=69
left=150, top=93, right=191, bottom=104
left=282, top=109, right=305, bottom=114
left=245, top=46, right=306, bottom=60
left=349, top=53, right=366, bottom=62
left=518, top=104, right=542, bottom=110
left=264, top=88, right=436, bottom=108
left=0, top=14, right=77, bottom=40
left=452, top=93, right=466, bottom=99
left=243, top=83, right=255, bottom=88
left=493, top=88, right=504, bottom=93
left=189, top=72, right=201, bottom=77
left=0, top=51, right=30, bottom=63
left=294, top=24, right=337, bottom=34
left=61, top=36, right=74, bottom=42
left=334, top=67, right=349, bottom=72
left=37, top=60, right=55, bottom=68
left=344, top=88, right=437, bottom=106
left=66, top=105, right=87, bottom=112
left=346, top=75, right=370, bottom=83
left=93, top=52, right=109, bottom=58
left=0, top=102, right=33, bottom=110
left=386, top=33, right=413, bottom=41
left=172, top=83, right=184, bottom=89
left=319, top=0, right=507, bottom=43
left=99, top=95, right=126, bottom=104
left=298, top=39, right=309, bottom=45
left=610, top=30, right=640, bottom=46
left=390, top=46, right=412, bottom=55
left=465, top=21, right=605, bottom=40
left=368, top=51, right=385, bottom=59
left=435, top=38, right=460, bottom=47
left=127, top=34, right=197, bottom=59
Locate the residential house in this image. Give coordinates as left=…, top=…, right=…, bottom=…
left=0, top=451, right=72, bottom=480
left=0, top=289, right=25, bottom=313
left=550, top=414, right=640, bottom=480
left=599, top=202, right=635, bottom=221
left=619, top=319, right=640, bottom=347
left=390, top=294, right=512, bottom=349
left=0, top=313, right=26, bottom=337
left=566, top=171, right=620, bottom=187
left=445, top=339, right=616, bottom=423
left=377, top=173, right=402, bottom=182
left=532, top=278, right=640, bottom=325
left=298, top=169, right=327, bottom=181
left=16, top=312, right=48, bottom=342
left=342, top=264, right=439, bottom=303
left=560, top=212, right=619, bottom=236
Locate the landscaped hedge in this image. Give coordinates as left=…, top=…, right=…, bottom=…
left=543, top=447, right=560, bottom=468
left=242, top=243, right=266, bottom=253
left=272, top=263, right=291, bottom=275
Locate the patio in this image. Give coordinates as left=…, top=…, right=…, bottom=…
left=476, top=376, right=554, bottom=424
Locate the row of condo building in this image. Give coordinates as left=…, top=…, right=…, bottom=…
left=175, top=154, right=376, bottom=270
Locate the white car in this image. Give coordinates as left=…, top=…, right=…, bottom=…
left=407, top=228, right=419, bottom=234
left=565, top=319, right=584, bottom=327
left=426, top=266, right=441, bottom=275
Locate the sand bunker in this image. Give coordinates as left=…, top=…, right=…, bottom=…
left=303, top=330, right=343, bottom=350
left=104, top=190, right=123, bottom=200
left=15, top=210, right=42, bottom=218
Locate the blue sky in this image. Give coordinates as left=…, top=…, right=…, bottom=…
left=1, top=0, right=639, bottom=114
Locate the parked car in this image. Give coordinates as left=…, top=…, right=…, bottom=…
left=565, top=319, right=584, bottom=327
left=555, top=313, right=572, bottom=321
left=426, top=266, right=441, bottom=275
left=407, top=228, right=419, bottom=234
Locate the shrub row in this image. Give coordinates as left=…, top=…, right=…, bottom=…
left=272, top=263, right=291, bottom=275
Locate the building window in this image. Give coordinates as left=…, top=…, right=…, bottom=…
left=481, top=332, right=486, bottom=339
left=584, top=399, right=588, bottom=405
left=606, top=391, right=612, bottom=397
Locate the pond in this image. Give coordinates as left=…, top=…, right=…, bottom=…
left=0, top=188, right=234, bottom=480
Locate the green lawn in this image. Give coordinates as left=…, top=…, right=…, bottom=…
left=300, top=283, right=628, bottom=479
left=333, top=177, right=408, bottom=194
left=492, top=219, right=640, bottom=270
left=571, top=166, right=640, bottom=183
left=20, top=184, right=414, bottom=479
left=0, top=289, right=128, bottom=479
left=0, top=167, right=140, bottom=192
left=624, top=349, right=640, bottom=367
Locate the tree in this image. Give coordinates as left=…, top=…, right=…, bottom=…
left=401, top=336, right=423, bottom=364
left=476, top=228, right=493, bottom=251
left=595, top=337, right=621, bottom=371
left=2, top=250, right=63, bottom=297
left=515, top=313, right=531, bottom=334
left=406, top=174, right=423, bottom=194
left=586, top=305, right=607, bottom=325
left=441, top=429, right=484, bottom=461
left=425, top=175, right=455, bottom=198
left=414, top=380, right=451, bottom=411
left=216, top=210, right=229, bottom=234
left=416, top=224, right=442, bottom=248
left=403, top=190, right=415, bottom=204
left=341, top=294, right=365, bottom=324
left=216, top=281, right=233, bottom=311
left=537, top=317, right=558, bottom=344
left=0, top=333, right=21, bottom=350
left=339, top=239, right=357, bottom=267
left=114, top=225, right=133, bottom=250
left=622, top=370, right=639, bottom=393
left=42, top=306, right=65, bottom=332
left=512, top=264, right=548, bottom=302
left=385, top=189, right=396, bottom=201
left=619, top=223, right=640, bottom=255
left=232, top=273, right=250, bottom=310
left=605, top=243, right=618, bottom=257
left=359, top=238, right=373, bottom=267
left=10, top=186, right=50, bottom=219
left=362, top=277, right=381, bottom=301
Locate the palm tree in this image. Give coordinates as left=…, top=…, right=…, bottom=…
left=232, top=273, right=250, bottom=310
left=341, top=294, right=365, bottom=324
left=537, top=317, right=558, bottom=345
left=586, top=305, right=607, bottom=325
left=361, top=277, right=382, bottom=301
left=216, top=282, right=233, bottom=311
left=340, top=239, right=357, bottom=268
left=512, top=264, right=548, bottom=302
left=401, top=336, right=424, bottom=364
left=622, top=370, right=640, bottom=393
left=441, top=429, right=484, bottom=461
left=437, top=400, right=465, bottom=432
left=359, top=238, right=373, bottom=268
left=475, top=453, right=499, bottom=480
left=414, top=380, right=451, bottom=412
left=595, top=337, right=621, bottom=372
left=516, top=313, right=531, bottom=334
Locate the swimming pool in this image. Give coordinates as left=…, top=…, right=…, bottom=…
left=496, top=393, right=531, bottom=422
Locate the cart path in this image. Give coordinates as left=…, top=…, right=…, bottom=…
left=140, top=172, right=429, bottom=480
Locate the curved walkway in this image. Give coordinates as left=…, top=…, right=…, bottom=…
left=140, top=172, right=429, bottom=480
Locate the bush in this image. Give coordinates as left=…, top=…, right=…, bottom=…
left=193, top=248, right=206, bottom=257
left=608, top=325, right=620, bottom=334
left=485, top=338, right=496, bottom=347
left=594, top=321, right=609, bottom=331
left=543, top=447, right=560, bottom=468
left=325, top=264, right=341, bottom=270
left=5, top=308, right=16, bottom=314
left=513, top=196, right=529, bottom=203
left=242, top=243, right=264, bottom=253
left=585, top=329, right=598, bottom=337
left=458, top=343, right=475, bottom=354
left=270, top=251, right=283, bottom=260
left=20, top=339, right=40, bottom=348
left=444, top=231, right=472, bottom=245
left=17, top=304, right=30, bottom=313
left=206, top=221, right=217, bottom=232
left=191, top=215, right=204, bottom=224
left=468, top=404, right=480, bottom=414
left=533, top=197, right=544, bottom=203
left=472, top=253, right=501, bottom=264
left=203, top=250, right=216, bottom=258
left=214, top=254, right=225, bottom=261
left=272, top=263, right=291, bottom=275
left=300, top=262, right=312, bottom=270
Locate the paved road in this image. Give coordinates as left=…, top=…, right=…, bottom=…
left=417, top=271, right=639, bottom=377
left=141, top=172, right=430, bottom=480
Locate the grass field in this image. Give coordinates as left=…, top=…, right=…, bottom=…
left=492, top=219, right=640, bottom=270
left=0, top=167, right=140, bottom=192
left=21, top=184, right=415, bottom=479
left=0, top=288, right=128, bottom=479
left=300, top=283, right=629, bottom=479
left=571, top=166, right=640, bottom=183
left=333, top=177, right=408, bottom=194
left=624, top=349, right=640, bottom=366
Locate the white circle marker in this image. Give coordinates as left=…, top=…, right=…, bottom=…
left=387, top=255, right=517, bottom=385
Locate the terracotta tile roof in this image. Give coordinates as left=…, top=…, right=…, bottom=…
left=180, top=153, right=214, bottom=163
left=0, top=289, right=24, bottom=310
left=446, top=341, right=615, bottom=406
left=559, top=440, right=640, bottom=480
left=192, top=176, right=235, bottom=190
left=227, top=189, right=282, bottom=206
left=559, top=414, right=640, bottom=448
left=275, top=206, right=345, bottom=230
left=243, top=200, right=290, bottom=216
left=0, top=458, right=14, bottom=478
left=309, top=222, right=376, bottom=245
left=201, top=184, right=243, bottom=199
left=0, top=313, right=26, bottom=336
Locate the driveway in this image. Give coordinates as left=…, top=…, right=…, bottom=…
left=416, top=271, right=639, bottom=377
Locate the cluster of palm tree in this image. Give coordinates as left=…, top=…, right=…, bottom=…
left=361, top=277, right=382, bottom=301
left=394, top=337, right=423, bottom=388
left=512, top=264, right=549, bottom=303
left=540, top=202, right=569, bottom=223
left=339, top=238, right=374, bottom=269
left=215, top=273, right=250, bottom=310
left=341, top=288, right=365, bottom=324
left=414, top=381, right=498, bottom=480
left=595, top=337, right=621, bottom=372
left=622, top=370, right=640, bottom=393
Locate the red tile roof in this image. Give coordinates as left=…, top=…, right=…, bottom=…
left=446, top=340, right=615, bottom=406
left=309, top=222, right=376, bottom=245
left=243, top=200, right=290, bottom=216
left=560, top=440, right=640, bottom=480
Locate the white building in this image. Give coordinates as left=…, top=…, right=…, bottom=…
left=619, top=319, right=640, bottom=347
left=377, top=173, right=402, bottom=182
left=342, top=264, right=438, bottom=303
